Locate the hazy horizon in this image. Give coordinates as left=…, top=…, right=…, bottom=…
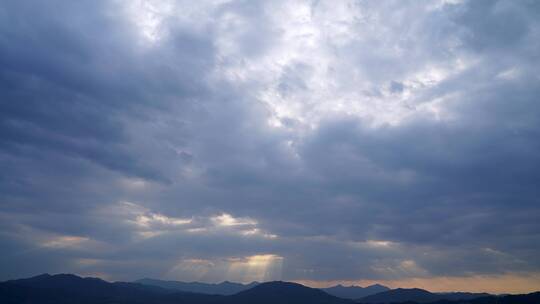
left=1, top=0, right=540, bottom=295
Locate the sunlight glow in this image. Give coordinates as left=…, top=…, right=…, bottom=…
left=211, top=213, right=257, bottom=227
left=124, top=0, right=174, bottom=44
left=135, top=213, right=192, bottom=227
left=41, top=236, right=90, bottom=249
left=227, top=254, right=284, bottom=282
left=365, top=240, right=396, bottom=248
left=167, top=258, right=216, bottom=281
left=296, top=272, right=540, bottom=294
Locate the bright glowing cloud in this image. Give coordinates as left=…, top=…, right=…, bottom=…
left=227, top=254, right=284, bottom=282
left=41, top=236, right=90, bottom=249
left=211, top=213, right=257, bottom=227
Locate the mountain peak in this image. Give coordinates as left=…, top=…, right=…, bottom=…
left=27, top=273, right=52, bottom=280
left=322, top=283, right=390, bottom=299
left=368, top=283, right=386, bottom=288
left=227, top=281, right=351, bottom=304
left=135, top=278, right=259, bottom=295
left=359, top=287, right=441, bottom=304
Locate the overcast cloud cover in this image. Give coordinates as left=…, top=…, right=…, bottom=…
left=1, top=0, right=540, bottom=294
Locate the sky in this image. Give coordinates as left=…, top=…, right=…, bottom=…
left=1, top=0, right=540, bottom=294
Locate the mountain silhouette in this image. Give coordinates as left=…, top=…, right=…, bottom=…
left=435, top=291, right=492, bottom=301
left=432, top=292, right=540, bottom=304
left=221, top=281, right=352, bottom=304
left=4, top=273, right=171, bottom=296
left=137, top=278, right=389, bottom=299
left=0, top=274, right=349, bottom=304
left=358, top=288, right=496, bottom=303
left=0, top=273, right=217, bottom=304
left=359, top=288, right=445, bottom=303
left=136, top=278, right=259, bottom=295
left=322, top=283, right=390, bottom=299
left=1, top=274, right=539, bottom=304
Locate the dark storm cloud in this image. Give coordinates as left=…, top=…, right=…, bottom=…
left=0, top=0, right=215, bottom=182
left=1, top=0, right=540, bottom=288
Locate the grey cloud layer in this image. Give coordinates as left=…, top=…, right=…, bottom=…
left=1, top=0, right=540, bottom=283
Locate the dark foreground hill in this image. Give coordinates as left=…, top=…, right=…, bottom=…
left=427, top=292, right=540, bottom=304
left=137, top=278, right=387, bottom=299
left=1, top=274, right=539, bottom=304
left=359, top=288, right=443, bottom=303
left=0, top=274, right=349, bottom=304
left=222, top=281, right=352, bottom=304
left=357, top=287, right=540, bottom=304
left=322, top=284, right=390, bottom=299
left=136, top=278, right=259, bottom=295
left=435, top=292, right=491, bottom=301
left=357, top=288, right=491, bottom=303
left=0, top=273, right=219, bottom=304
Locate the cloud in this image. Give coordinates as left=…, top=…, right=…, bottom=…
left=1, top=0, right=540, bottom=293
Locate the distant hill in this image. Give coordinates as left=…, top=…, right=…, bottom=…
left=1, top=274, right=539, bottom=304
left=322, top=284, right=390, bottom=299
left=136, top=278, right=388, bottom=299
left=4, top=273, right=172, bottom=296
left=222, top=281, right=352, bottom=304
left=136, top=278, right=259, bottom=295
left=435, top=291, right=491, bottom=301
left=359, top=288, right=442, bottom=303
left=0, top=273, right=217, bottom=304
left=482, top=292, right=540, bottom=304
left=358, top=288, right=495, bottom=303
left=432, top=292, right=540, bottom=304
left=0, top=274, right=349, bottom=304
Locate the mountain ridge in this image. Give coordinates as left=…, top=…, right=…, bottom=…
left=322, top=283, right=390, bottom=299
left=136, top=277, right=390, bottom=298
left=359, top=288, right=443, bottom=303
left=358, top=288, right=496, bottom=303
left=221, top=281, right=352, bottom=304
left=135, top=277, right=259, bottom=295
left=0, top=274, right=350, bottom=304
left=2, top=274, right=539, bottom=304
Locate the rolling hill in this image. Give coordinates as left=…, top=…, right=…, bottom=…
left=221, top=281, right=351, bottom=304
left=0, top=274, right=349, bottom=304
left=1, top=274, right=539, bottom=304
left=322, top=284, right=390, bottom=299
left=136, top=278, right=259, bottom=295
left=359, top=288, right=442, bottom=303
